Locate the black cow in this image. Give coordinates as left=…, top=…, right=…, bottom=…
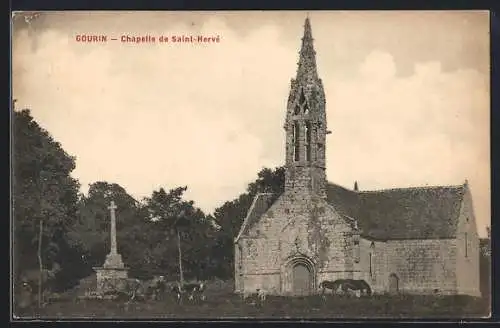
left=320, top=279, right=372, bottom=297
left=172, top=281, right=206, bottom=302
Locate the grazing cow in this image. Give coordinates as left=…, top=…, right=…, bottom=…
left=241, top=289, right=266, bottom=305
left=16, top=281, right=35, bottom=309
left=257, top=289, right=267, bottom=301
left=19, top=263, right=62, bottom=303
left=103, top=276, right=169, bottom=302
left=170, top=281, right=207, bottom=302
left=105, top=278, right=144, bottom=301
left=320, top=279, right=372, bottom=297
left=143, top=276, right=166, bottom=301
left=183, top=281, right=206, bottom=301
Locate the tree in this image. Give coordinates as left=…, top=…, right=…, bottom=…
left=211, top=166, right=285, bottom=278
left=247, top=166, right=285, bottom=197
left=66, top=182, right=142, bottom=272
left=145, top=187, right=196, bottom=284
left=13, top=109, right=80, bottom=307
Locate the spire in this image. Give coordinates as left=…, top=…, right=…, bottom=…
left=354, top=181, right=359, bottom=191
left=296, top=17, right=318, bottom=81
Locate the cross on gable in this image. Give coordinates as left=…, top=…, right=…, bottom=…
left=108, top=200, right=117, bottom=211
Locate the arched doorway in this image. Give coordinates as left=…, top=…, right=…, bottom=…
left=282, top=255, right=316, bottom=296
left=292, top=263, right=312, bottom=296
left=388, top=273, right=399, bottom=294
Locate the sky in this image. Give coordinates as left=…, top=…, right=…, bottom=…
left=12, top=11, right=490, bottom=236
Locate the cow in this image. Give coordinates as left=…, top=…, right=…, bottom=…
left=257, top=288, right=267, bottom=302
left=15, top=281, right=35, bottom=310
left=171, top=281, right=206, bottom=303
left=102, top=278, right=144, bottom=301
left=320, top=279, right=372, bottom=297
left=241, top=288, right=267, bottom=306
left=18, top=263, right=62, bottom=304
left=143, top=275, right=167, bottom=301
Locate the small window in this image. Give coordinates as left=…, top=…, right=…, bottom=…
left=369, top=252, right=373, bottom=277
left=353, top=237, right=360, bottom=263
left=293, top=122, right=300, bottom=161
left=465, top=232, right=468, bottom=258
left=305, top=121, right=311, bottom=162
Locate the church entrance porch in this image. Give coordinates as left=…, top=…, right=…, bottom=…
left=281, top=255, right=316, bottom=296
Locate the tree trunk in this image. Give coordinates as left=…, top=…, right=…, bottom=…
left=37, top=219, right=44, bottom=308
left=177, top=229, right=184, bottom=286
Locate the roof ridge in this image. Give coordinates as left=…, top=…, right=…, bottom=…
left=256, top=192, right=275, bottom=196
left=326, top=182, right=355, bottom=192
left=357, top=184, right=465, bottom=194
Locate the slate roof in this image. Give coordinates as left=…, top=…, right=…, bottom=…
left=326, top=183, right=466, bottom=240
left=235, top=193, right=276, bottom=243
left=235, top=182, right=467, bottom=242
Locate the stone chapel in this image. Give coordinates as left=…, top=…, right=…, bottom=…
left=234, top=18, right=481, bottom=297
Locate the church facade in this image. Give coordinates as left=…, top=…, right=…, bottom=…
left=234, top=18, right=480, bottom=297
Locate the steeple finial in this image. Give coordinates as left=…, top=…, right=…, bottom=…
left=296, top=16, right=318, bottom=80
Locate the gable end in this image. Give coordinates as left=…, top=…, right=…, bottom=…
left=234, top=193, right=277, bottom=243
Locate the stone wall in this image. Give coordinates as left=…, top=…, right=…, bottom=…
left=236, top=188, right=478, bottom=296
left=358, top=238, right=387, bottom=294
left=357, top=238, right=459, bottom=295
left=237, top=190, right=356, bottom=295
left=383, top=239, right=457, bottom=294
left=455, top=186, right=481, bottom=296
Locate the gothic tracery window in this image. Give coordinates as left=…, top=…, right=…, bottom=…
left=294, top=88, right=309, bottom=115
left=299, top=88, right=306, bottom=106
left=294, top=103, right=301, bottom=115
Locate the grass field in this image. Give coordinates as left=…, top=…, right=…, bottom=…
left=15, top=292, right=490, bottom=319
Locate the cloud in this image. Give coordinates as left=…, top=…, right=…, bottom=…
left=325, top=50, right=489, bottom=233
left=13, top=17, right=293, bottom=212
left=13, top=13, right=490, bottom=236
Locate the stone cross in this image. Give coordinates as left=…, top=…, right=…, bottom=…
left=108, top=200, right=118, bottom=255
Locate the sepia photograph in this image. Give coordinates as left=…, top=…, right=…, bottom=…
left=11, top=10, right=491, bottom=319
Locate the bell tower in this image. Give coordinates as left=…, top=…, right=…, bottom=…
left=284, top=17, right=328, bottom=198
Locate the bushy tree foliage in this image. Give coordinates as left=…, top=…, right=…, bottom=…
left=211, top=166, right=285, bottom=278
left=141, top=187, right=216, bottom=281
left=67, top=182, right=142, bottom=269
left=13, top=109, right=80, bottom=298
left=14, top=109, right=289, bottom=292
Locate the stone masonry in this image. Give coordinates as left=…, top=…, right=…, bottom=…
left=234, top=17, right=481, bottom=297
left=94, top=200, right=128, bottom=294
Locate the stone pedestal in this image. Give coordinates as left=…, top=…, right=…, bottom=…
left=94, top=253, right=129, bottom=294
